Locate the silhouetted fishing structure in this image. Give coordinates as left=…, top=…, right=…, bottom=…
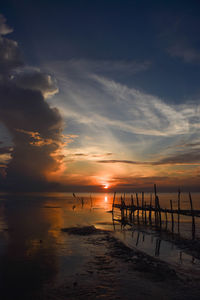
left=112, top=184, right=199, bottom=239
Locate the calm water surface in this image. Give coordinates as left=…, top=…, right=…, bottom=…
left=0, top=192, right=200, bottom=298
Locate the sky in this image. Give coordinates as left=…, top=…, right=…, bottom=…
left=0, top=0, right=200, bottom=192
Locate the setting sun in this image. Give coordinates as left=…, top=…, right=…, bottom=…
left=103, top=184, right=109, bottom=189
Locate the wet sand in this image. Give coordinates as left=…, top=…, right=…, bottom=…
left=43, top=225, right=200, bottom=300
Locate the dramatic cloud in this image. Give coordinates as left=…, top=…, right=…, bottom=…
left=40, top=58, right=200, bottom=190
left=1, top=12, right=198, bottom=191
left=0, top=15, right=64, bottom=191
left=13, top=69, right=59, bottom=98
left=49, top=60, right=200, bottom=138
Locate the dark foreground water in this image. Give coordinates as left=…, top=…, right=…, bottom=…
left=0, top=192, right=200, bottom=299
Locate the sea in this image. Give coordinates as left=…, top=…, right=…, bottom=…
left=0, top=192, right=200, bottom=298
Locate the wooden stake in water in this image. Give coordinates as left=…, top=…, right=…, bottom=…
left=165, top=208, right=168, bottom=230
left=131, top=194, right=134, bottom=206
left=136, top=193, right=139, bottom=224
left=154, top=194, right=161, bottom=228
left=144, top=201, right=147, bottom=224
left=142, top=192, right=144, bottom=219
left=154, top=184, right=161, bottom=227
left=149, top=193, right=152, bottom=223
left=120, top=195, right=124, bottom=219
left=157, top=195, right=162, bottom=228
left=189, top=192, right=195, bottom=240
left=136, top=193, right=139, bottom=207
left=178, top=188, right=181, bottom=234
left=112, top=192, right=116, bottom=214
left=170, top=200, right=174, bottom=233
left=131, top=194, right=134, bottom=219
left=154, top=184, right=157, bottom=225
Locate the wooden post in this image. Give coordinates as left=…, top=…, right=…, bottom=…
left=154, top=194, right=161, bottom=228
left=136, top=193, right=139, bottom=224
left=178, top=188, right=181, bottom=234
left=136, top=192, right=139, bottom=207
left=154, top=184, right=158, bottom=226
left=189, top=192, right=195, bottom=240
left=121, top=195, right=124, bottom=220
left=142, top=192, right=144, bottom=220
left=149, top=193, right=152, bottom=223
left=131, top=194, right=134, bottom=206
left=123, top=193, right=127, bottom=217
left=112, top=192, right=116, bottom=213
left=178, top=188, right=181, bottom=212
left=131, top=194, right=134, bottom=220
left=144, top=201, right=147, bottom=224
left=165, top=208, right=168, bottom=230
left=156, top=195, right=162, bottom=228
left=170, top=200, right=174, bottom=233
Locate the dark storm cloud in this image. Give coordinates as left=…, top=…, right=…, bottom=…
left=0, top=15, right=63, bottom=191
left=13, top=69, right=58, bottom=98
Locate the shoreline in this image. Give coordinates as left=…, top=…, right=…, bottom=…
left=43, top=225, right=200, bottom=300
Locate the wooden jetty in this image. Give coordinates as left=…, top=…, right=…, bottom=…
left=112, top=185, right=199, bottom=239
